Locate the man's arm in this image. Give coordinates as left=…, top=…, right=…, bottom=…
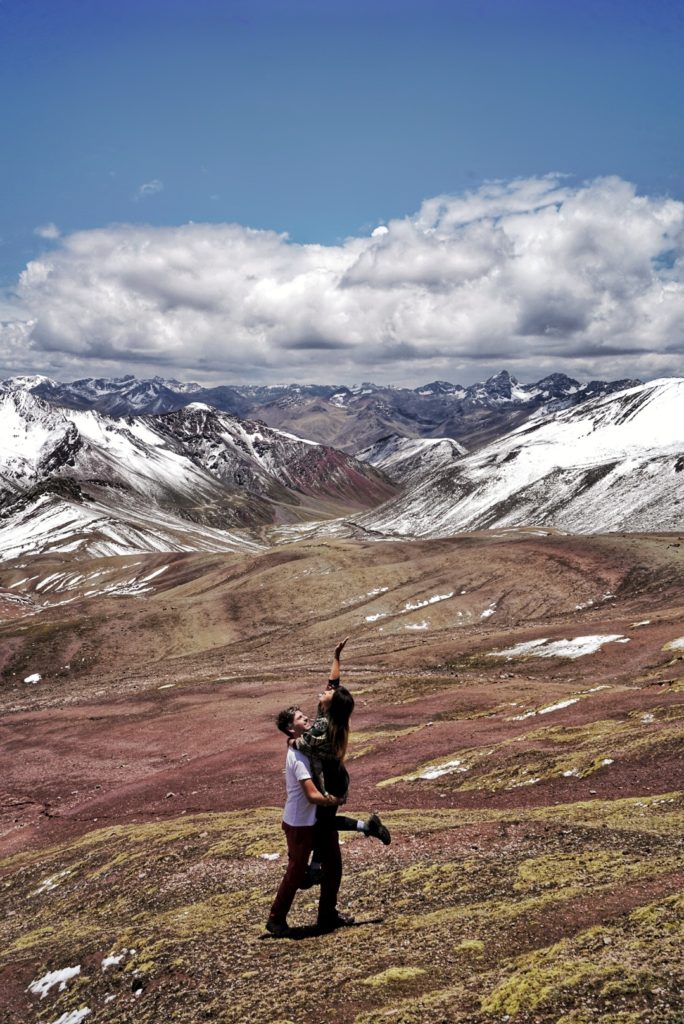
left=300, top=778, right=339, bottom=807
left=329, top=636, right=349, bottom=686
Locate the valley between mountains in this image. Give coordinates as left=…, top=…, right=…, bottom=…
left=0, top=372, right=683, bottom=1024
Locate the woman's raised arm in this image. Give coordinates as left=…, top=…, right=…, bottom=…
left=329, top=636, right=349, bottom=686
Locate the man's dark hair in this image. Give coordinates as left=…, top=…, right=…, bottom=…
left=276, top=705, right=300, bottom=736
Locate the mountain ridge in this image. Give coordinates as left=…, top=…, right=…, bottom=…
left=1, top=369, right=642, bottom=452
left=345, top=377, right=684, bottom=537
left=0, top=391, right=395, bottom=559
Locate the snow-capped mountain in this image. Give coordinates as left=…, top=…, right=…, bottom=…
left=0, top=391, right=394, bottom=559
left=149, top=403, right=396, bottom=507
left=349, top=378, right=684, bottom=536
left=0, top=485, right=261, bottom=562
left=9, top=374, right=251, bottom=418
left=356, top=434, right=467, bottom=485
left=242, top=370, right=642, bottom=452
left=1, top=370, right=641, bottom=453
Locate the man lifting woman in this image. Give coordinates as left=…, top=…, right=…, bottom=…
left=266, top=638, right=390, bottom=937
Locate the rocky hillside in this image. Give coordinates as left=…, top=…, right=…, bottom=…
left=1, top=533, right=683, bottom=1024
left=349, top=378, right=684, bottom=536
left=356, top=434, right=467, bottom=484
left=0, top=391, right=395, bottom=559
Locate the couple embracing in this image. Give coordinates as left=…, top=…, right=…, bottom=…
left=266, top=638, right=390, bottom=937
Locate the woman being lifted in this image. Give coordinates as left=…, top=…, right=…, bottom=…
left=292, top=637, right=390, bottom=887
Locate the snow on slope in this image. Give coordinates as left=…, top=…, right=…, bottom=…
left=0, top=390, right=391, bottom=509
left=0, top=390, right=393, bottom=558
left=353, top=379, right=684, bottom=536
left=150, top=403, right=395, bottom=505
left=0, top=393, right=280, bottom=558
left=0, top=491, right=260, bottom=561
left=0, top=389, right=72, bottom=478
left=356, top=434, right=467, bottom=484
left=0, top=390, right=219, bottom=506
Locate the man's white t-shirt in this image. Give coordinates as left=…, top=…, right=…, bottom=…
left=282, top=747, right=316, bottom=827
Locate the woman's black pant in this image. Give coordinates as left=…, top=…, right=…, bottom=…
left=312, top=762, right=356, bottom=862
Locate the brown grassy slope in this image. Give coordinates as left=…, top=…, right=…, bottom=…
left=0, top=532, right=683, bottom=1023
left=1, top=798, right=683, bottom=1024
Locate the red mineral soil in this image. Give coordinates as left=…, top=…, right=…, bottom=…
left=1, top=532, right=683, bottom=1024
left=1, top=532, right=683, bottom=855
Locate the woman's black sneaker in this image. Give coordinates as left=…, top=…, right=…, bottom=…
left=365, top=813, right=391, bottom=845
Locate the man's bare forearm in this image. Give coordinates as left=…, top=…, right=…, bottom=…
left=300, top=778, right=338, bottom=806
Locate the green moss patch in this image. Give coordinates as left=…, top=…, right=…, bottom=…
left=482, top=891, right=684, bottom=1020
left=348, top=726, right=420, bottom=759
left=2, top=795, right=683, bottom=1024
left=363, top=966, right=427, bottom=987
left=377, top=707, right=684, bottom=791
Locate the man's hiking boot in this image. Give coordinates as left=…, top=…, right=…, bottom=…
left=365, top=813, right=391, bottom=845
left=317, top=910, right=355, bottom=933
left=299, top=863, right=323, bottom=890
left=265, top=916, right=291, bottom=938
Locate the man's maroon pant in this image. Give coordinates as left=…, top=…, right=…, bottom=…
left=269, top=821, right=342, bottom=924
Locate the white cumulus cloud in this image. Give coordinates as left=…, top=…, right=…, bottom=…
left=34, top=223, right=60, bottom=240
left=134, top=178, right=164, bottom=200
left=2, top=175, right=684, bottom=383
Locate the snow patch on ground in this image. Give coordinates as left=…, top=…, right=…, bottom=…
left=32, top=870, right=70, bottom=896
left=28, top=966, right=80, bottom=998
left=50, top=1010, right=91, bottom=1024
left=403, top=592, right=454, bottom=612
left=364, top=591, right=453, bottom=624
left=491, top=634, right=627, bottom=659
left=493, top=638, right=549, bottom=656
left=664, top=636, right=684, bottom=651
left=416, top=758, right=467, bottom=780
left=30, top=564, right=173, bottom=601
left=511, top=697, right=580, bottom=720
left=259, top=852, right=280, bottom=861
left=102, top=950, right=127, bottom=970
left=24, top=672, right=42, bottom=684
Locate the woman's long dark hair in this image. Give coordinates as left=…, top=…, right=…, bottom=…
left=327, top=685, right=354, bottom=761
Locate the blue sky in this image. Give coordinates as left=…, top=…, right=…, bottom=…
left=1, top=0, right=684, bottom=384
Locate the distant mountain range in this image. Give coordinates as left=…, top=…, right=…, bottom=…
left=0, top=391, right=394, bottom=559
left=1, top=373, right=682, bottom=559
left=1, top=370, right=641, bottom=452
left=348, top=378, right=684, bottom=537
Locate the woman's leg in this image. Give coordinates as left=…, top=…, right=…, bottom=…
left=335, top=815, right=364, bottom=831
left=317, top=826, right=343, bottom=925
left=312, top=805, right=337, bottom=864
left=309, top=811, right=389, bottom=868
